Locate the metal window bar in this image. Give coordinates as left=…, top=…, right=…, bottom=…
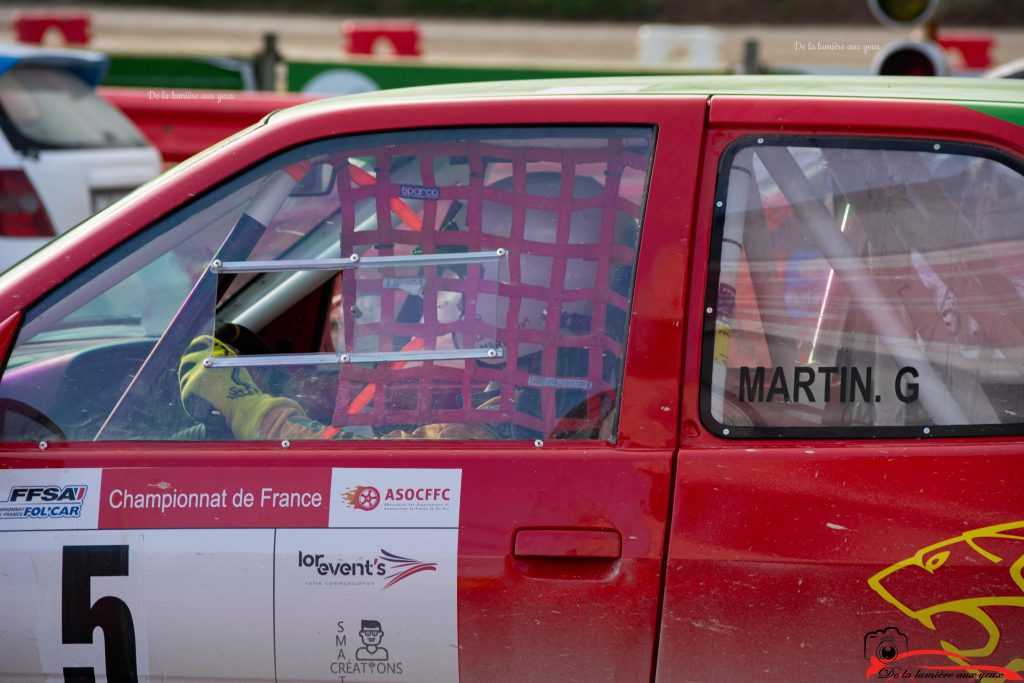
left=205, top=347, right=502, bottom=369
left=210, top=248, right=507, bottom=274
left=206, top=249, right=508, bottom=368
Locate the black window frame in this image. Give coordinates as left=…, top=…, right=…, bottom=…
left=700, top=134, right=1024, bottom=440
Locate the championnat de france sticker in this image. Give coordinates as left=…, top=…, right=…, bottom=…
left=0, top=468, right=463, bottom=681
left=0, top=468, right=463, bottom=530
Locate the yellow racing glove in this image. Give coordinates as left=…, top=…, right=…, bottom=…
left=178, top=335, right=301, bottom=440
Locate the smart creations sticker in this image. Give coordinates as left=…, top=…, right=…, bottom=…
left=276, top=528, right=459, bottom=681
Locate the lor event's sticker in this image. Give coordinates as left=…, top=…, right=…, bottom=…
left=275, top=528, right=459, bottom=682
left=279, top=468, right=461, bottom=681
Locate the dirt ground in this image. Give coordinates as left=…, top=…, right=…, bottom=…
left=1, top=5, right=1021, bottom=73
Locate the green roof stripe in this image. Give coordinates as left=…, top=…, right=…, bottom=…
left=963, top=103, right=1024, bottom=128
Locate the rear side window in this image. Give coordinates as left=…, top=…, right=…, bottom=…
left=1, top=126, right=654, bottom=443
left=703, top=138, right=1024, bottom=438
left=0, top=65, right=147, bottom=150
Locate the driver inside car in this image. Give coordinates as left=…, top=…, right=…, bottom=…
left=178, top=172, right=633, bottom=442
left=177, top=262, right=496, bottom=441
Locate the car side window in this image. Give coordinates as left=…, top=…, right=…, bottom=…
left=702, top=138, right=1024, bottom=438
left=2, top=126, right=654, bottom=444
left=0, top=173, right=282, bottom=442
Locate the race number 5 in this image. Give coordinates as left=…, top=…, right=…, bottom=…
left=61, top=545, right=138, bottom=682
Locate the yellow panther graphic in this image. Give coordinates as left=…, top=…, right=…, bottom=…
left=868, top=521, right=1024, bottom=673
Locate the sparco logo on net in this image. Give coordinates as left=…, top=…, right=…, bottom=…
left=0, top=485, right=88, bottom=519
left=342, top=485, right=452, bottom=512
left=298, top=549, right=437, bottom=590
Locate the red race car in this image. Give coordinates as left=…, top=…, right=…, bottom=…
left=0, top=76, right=1022, bottom=682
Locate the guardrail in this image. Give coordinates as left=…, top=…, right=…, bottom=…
left=100, top=87, right=321, bottom=163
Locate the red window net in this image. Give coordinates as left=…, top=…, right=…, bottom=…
left=328, top=134, right=650, bottom=439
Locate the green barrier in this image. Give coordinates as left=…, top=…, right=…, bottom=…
left=105, top=55, right=253, bottom=90
left=104, top=53, right=727, bottom=94
left=287, top=60, right=713, bottom=93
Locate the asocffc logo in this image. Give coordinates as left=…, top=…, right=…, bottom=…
left=387, top=487, right=450, bottom=501
left=0, top=485, right=88, bottom=519
left=344, top=485, right=381, bottom=511
left=343, top=485, right=451, bottom=512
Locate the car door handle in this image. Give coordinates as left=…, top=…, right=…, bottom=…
left=513, top=528, right=621, bottom=560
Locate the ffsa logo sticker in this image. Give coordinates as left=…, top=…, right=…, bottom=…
left=343, top=486, right=381, bottom=511
left=0, top=485, right=88, bottom=519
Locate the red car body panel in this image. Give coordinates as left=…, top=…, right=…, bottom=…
left=2, top=84, right=1023, bottom=682
left=0, top=95, right=704, bottom=682
left=657, top=96, right=1024, bottom=681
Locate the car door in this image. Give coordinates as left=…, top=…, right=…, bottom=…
left=0, top=95, right=706, bottom=682
left=657, top=95, right=1024, bottom=681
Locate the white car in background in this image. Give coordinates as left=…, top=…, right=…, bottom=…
left=0, top=44, right=160, bottom=270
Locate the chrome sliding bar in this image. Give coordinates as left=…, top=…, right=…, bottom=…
left=205, top=352, right=341, bottom=368
left=343, top=347, right=501, bottom=364
left=205, top=346, right=502, bottom=369
left=211, top=249, right=507, bottom=274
